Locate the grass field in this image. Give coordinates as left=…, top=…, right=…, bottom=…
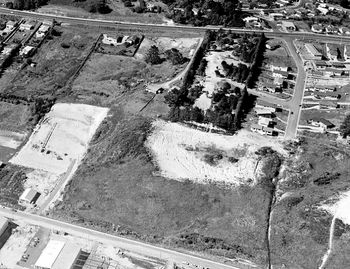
left=270, top=139, right=350, bottom=268
left=0, top=102, right=31, bottom=132
left=51, top=115, right=271, bottom=264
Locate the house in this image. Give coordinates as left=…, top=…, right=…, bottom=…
left=251, top=124, right=264, bottom=133
left=332, top=62, right=346, bottom=69
left=314, top=60, right=328, bottom=70
left=309, top=118, right=334, bottom=130
left=243, top=16, right=259, bottom=23
left=254, top=109, right=274, bottom=118
left=269, top=13, right=284, bottom=20
left=339, top=26, right=350, bottom=35
left=263, top=83, right=281, bottom=93
left=1, top=44, right=18, bottom=55
left=314, top=85, right=337, bottom=92
left=311, top=24, right=324, bottom=33
left=324, top=67, right=344, bottom=77
left=270, top=65, right=289, bottom=72
left=19, top=188, right=40, bottom=205
left=305, top=43, right=323, bottom=60
left=256, top=100, right=279, bottom=111
left=36, top=24, right=50, bottom=38
left=251, top=124, right=276, bottom=136
left=102, top=34, right=119, bottom=46
left=272, top=69, right=289, bottom=79
left=19, top=22, right=34, bottom=31
left=281, top=21, right=296, bottom=31
left=19, top=45, right=35, bottom=57
left=258, top=117, right=275, bottom=127
left=274, top=76, right=284, bottom=86
left=325, top=25, right=338, bottom=35
left=317, top=6, right=329, bottom=15
left=314, top=91, right=341, bottom=100
left=125, top=35, right=140, bottom=46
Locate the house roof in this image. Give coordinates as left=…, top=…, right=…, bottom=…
left=251, top=124, right=264, bottom=130
left=311, top=118, right=334, bottom=126
left=19, top=188, right=38, bottom=202
left=332, top=62, right=346, bottom=68
left=314, top=60, right=328, bottom=67
left=51, top=242, right=81, bottom=269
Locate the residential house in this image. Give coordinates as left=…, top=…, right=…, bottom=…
left=314, top=91, right=341, bottom=100
left=19, top=22, right=34, bottom=31
left=256, top=100, right=279, bottom=112
left=272, top=69, right=289, bottom=79
left=324, top=67, right=344, bottom=77
left=309, top=118, right=334, bottom=130
left=258, top=117, right=275, bottom=128
left=270, top=65, right=289, bottom=72
left=325, top=25, right=338, bottom=35
left=243, top=16, right=259, bottom=23
left=314, top=60, right=328, bottom=70
left=19, top=46, right=35, bottom=57
left=35, top=24, right=50, bottom=39
left=305, top=43, right=323, bottom=60
left=269, top=13, right=284, bottom=20
left=251, top=124, right=276, bottom=136
left=317, top=6, right=329, bottom=15
left=339, top=26, right=350, bottom=35
left=125, top=35, right=140, bottom=46
left=263, top=82, right=281, bottom=93
left=311, top=24, right=324, bottom=33
left=281, top=21, right=296, bottom=31
left=326, top=44, right=338, bottom=61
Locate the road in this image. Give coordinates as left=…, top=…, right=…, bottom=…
left=1, top=7, right=350, bottom=43
left=0, top=207, right=255, bottom=269
left=282, top=38, right=306, bottom=139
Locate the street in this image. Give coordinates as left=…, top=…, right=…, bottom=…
left=0, top=207, right=253, bottom=269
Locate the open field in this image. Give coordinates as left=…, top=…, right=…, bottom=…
left=0, top=102, right=31, bottom=133
left=270, top=138, right=350, bottom=268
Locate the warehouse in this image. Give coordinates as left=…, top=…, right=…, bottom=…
left=35, top=240, right=65, bottom=269
left=52, top=242, right=82, bottom=269
left=0, top=217, right=8, bottom=237
left=19, top=188, right=41, bottom=205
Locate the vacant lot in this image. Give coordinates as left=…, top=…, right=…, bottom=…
left=0, top=102, right=31, bottom=132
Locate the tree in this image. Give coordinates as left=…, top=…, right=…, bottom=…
left=145, top=45, right=162, bottom=65
left=340, top=114, right=350, bottom=137
left=165, top=48, right=186, bottom=65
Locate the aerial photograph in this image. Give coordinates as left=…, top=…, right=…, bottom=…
left=0, top=0, right=349, bottom=268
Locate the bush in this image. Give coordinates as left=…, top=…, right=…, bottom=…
left=145, top=45, right=162, bottom=65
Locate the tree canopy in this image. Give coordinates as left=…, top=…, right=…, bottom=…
left=145, top=45, right=162, bottom=65
left=340, top=114, right=350, bottom=137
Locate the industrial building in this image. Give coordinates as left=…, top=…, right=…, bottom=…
left=34, top=240, right=82, bottom=269
left=0, top=217, right=8, bottom=237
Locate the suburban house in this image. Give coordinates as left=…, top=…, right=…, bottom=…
left=243, top=16, right=259, bottom=23
left=258, top=117, right=275, bottom=127
left=262, top=82, right=281, bottom=93
left=256, top=100, right=280, bottom=112
left=311, top=24, right=324, bottom=33
left=251, top=124, right=275, bottom=136
left=19, top=22, right=34, bottom=31
left=314, top=60, right=328, bottom=69
left=281, top=21, right=296, bottom=31
left=339, top=26, right=350, bottom=35
left=272, top=69, right=289, bottom=79
left=19, top=45, right=35, bottom=57
left=305, top=43, right=323, bottom=60
left=36, top=24, right=50, bottom=38
left=314, top=91, right=341, bottom=100
left=308, top=118, right=335, bottom=130
left=270, top=65, right=289, bottom=72
left=324, top=67, right=344, bottom=77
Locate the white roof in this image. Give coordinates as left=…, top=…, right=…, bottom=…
left=35, top=240, right=65, bottom=269
left=52, top=242, right=81, bottom=269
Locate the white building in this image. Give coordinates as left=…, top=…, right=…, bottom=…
left=19, top=46, right=35, bottom=57
left=281, top=21, right=296, bottom=31
left=35, top=240, right=65, bottom=269
left=19, top=188, right=40, bottom=204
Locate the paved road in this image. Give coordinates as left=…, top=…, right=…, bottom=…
left=1, top=7, right=350, bottom=43
left=283, top=38, right=306, bottom=139
left=0, top=207, right=255, bottom=269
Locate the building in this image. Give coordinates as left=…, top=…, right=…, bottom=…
left=273, top=69, right=289, bottom=79
left=0, top=217, right=8, bottom=236
left=269, top=13, right=284, bottom=20
left=314, top=91, right=340, bottom=100
left=19, top=22, right=34, bottom=31
left=243, top=16, right=259, bottom=23
left=339, top=26, right=350, bottom=35
left=35, top=240, right=65, bottom=269
left=256, top=100, right=279, bottom=111
left=326, top=44, right=338, bottom=61
left=19, top=46, right=35, bottom=57
left=314, top=60, right=328, bottom=70
left=270, top=65, right=289, bottom=72
left=51, top=242, right=81, bottom=269
left=305, top=43, right=323, bottom=60
left=258, top=117, right=275, bottom=127
left=309, top=118, right=334, bottom=130
left=19, top=188, right=40, bottom=205
left=281, top=21, right=296, bottom=31
left=324, top=67, right=344, bottom=77
left=36, top=24, right=50, bottom=38
left=325, top=25, right=338, bottom=35
left=317, top=6, right=329, bottom=15
left=251, top=124, right=275, bottom=136
left=311, top=24, right=323, bottom=33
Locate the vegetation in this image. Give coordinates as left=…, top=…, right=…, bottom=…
left=164, top=0, right=244, bottom=27
left=145, top=45, right=162, bottom=65
left=165, top=48, right=186, bottom=65
left=12, top=0, right=48, bottom=10
left=340, top=114, right=350, bottom=138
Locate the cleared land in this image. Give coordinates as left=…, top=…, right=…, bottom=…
left=146, top=120, right=285, bottom=185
